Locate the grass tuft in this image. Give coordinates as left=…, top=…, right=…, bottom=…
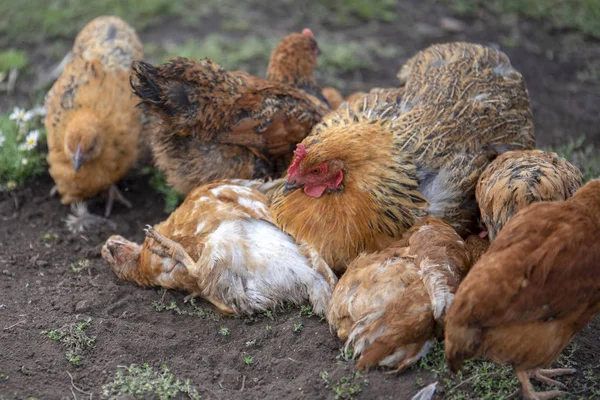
left=320, top=370, right=367, bottom=399
left=43, top=317, right=96, bottom=366
left=545, top=137, right=600, bottom=183
left=142, top=167, right=185, bottom=213
left=0, top=49, right=28, bottom=74
left=152, top=295, right=222, bottom=321
left=101, top=363, right=201, bottom=400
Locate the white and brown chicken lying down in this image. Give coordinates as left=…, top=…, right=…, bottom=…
left=102, top=179, right=337, bottom=316
left=327, top=218, right=484, bottom=371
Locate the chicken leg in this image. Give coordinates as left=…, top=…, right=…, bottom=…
left=517, top=368, right=575, bottom=400
left=105, top=184, right=133, bottom=217
left=143, top=225, right=235, bottom=314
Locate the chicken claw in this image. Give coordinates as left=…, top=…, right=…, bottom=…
left=517, top=369, right=574, bottom=400
left=105, top=184, right=133, bottom=217
left=144, top=225, right=195, bottom=272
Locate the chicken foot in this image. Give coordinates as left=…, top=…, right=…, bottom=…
left=105, top=184, right=133, bottom=217
left=517, top=368, right=575, bottom=400
left=144, top=225, right=195, bottom=272
left=143, top=225, right=235, bottom=314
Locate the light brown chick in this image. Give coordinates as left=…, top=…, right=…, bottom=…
left=476, top=149, right=583, bottom=241
left=327, top=218, right=473, bottom=372
left=45, top=16, right=144, bottom=217
left=445, top=179, right=600, bottom=400
left=102, top=179, right=337, bottom=316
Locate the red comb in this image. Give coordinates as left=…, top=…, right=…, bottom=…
left=301, top=28, right=314, bottom=38
left=287, top=144, right=307, bottom=178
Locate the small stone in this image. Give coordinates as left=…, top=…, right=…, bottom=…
left=75, top=300, right=88, bottom=312
left=35, top=260, right=48, bottom=267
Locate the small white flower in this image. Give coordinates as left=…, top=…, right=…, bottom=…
left=22, top=110, right=35, bottom=122
left=0, top=131, right=5, bottom=148
left=22, top=158, right=29, bottom=165
left=29, top=105, right=47, bottom=117
left=9, top=107, right=26, bottom=122
left=20, top=130, right=40, bottom=151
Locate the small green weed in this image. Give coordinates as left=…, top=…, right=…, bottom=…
left=243, top=355, right=254, bottom=366
left=101, top=363, right=201, bottom=400
left=219, top=327, right=230, bottom=336
left=152, top=296, right=221, bottom=321
left=0, top=49, right=28, bottom=74
left=0, top=107, right=47, bottom=191
left=43, top=317, right=96, bottom=366
left=142, top=167, right=185, bottom=213
left=293, top=321, right=304, bottom=333
left=320, top=370, right=367, bottom=399
left=71, top=259, right=91, bottom=274
left=299, top=304, right=314, bottom=317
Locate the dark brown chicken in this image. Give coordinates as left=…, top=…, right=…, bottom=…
left=272, top=42, right=535, bottom=274
left=328, top=218, right=473, bottom=371
left=476, top=149, right=582, bottom=241
left=132, top=32, right=330, bottom=195
left=445, top=179, right=600, bottom=400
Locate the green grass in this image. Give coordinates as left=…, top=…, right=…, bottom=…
left=141, top=167, right=185, bottom=213
left=445, top=0, right=600, bottom=38
left=546, top=137, right=600, bottom=182
left=42, top=317, right=96, bottom=366
left=243, top=355, right=254, bottom=366
left=151, top=294, right=222, bottom=321
left=0, top=108, right=47, bottom=191
left=320, top=370, right=367, bottom=400
left=219, top=327, right=230, bottom=336
left=146, top=33, right=400, bottom=88
left=0, top=49, right=28, bottom=74
left=101, top=363, right=201, bottom=400
left=71, top=259, right=92, bottom=274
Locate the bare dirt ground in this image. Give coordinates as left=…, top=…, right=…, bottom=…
left=1, top=1, right=599, bottom=399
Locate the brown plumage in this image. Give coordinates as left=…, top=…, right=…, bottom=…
left=322, top=87, right=344, bottom=110
left=327, top=218, right=473, bottom=371
left=445, top=179, right=600, bottom=400
left=476, top=149, right=582, bottom=241
left=132, top=31, right=330, bottom=195
left=102, top=179, right=337, bottom=316
left=273, top=42, right=535, bottom=274
left=45, top=16, right=144, bottom=216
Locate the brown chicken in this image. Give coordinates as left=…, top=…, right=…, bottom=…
left=328, top=218, right=473, bottom=371
left=132, top=31, right=330, bottom=195
left=445, top=179, right=600, bottom=400
left=45, top=16, right=144, bottom=216
left=102, top=179, right=337, bottom=316
left=322, top=87, right=344, bottom=110
left=476, top=149, right=582, bottom=241
left=272, top=42, right=535, bottom=274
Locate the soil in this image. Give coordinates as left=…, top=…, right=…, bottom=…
left=1, top=1, right=600, bottom=399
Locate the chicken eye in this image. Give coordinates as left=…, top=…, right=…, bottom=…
left=311, top=168, right=321, bottom=174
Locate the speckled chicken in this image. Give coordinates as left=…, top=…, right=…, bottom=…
left=328, top=218, right=473, bottom=371
left=445, top=178, right=600, bottom=400
left=273, top=42, right=535, bottom=274
left=45, top=16, right=144, bottom=216
left=102, top=179, right=337, bottom=316
left=132, top=31, right=330, bottom=195
left=476, top=149, right=582, bottom=241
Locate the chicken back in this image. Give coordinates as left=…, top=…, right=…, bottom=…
left=476, top=149, right=582, bottom=241
left=102, top=179, right=337, bottom=316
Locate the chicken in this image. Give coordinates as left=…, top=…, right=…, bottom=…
left=445, top=178, right=600, bottom=400
left=327, top=218, right=473, bottom=371
left=322, top=87, right=344, bottom=110
left=132, top=31, right=330, bottom=195
left=476, top=149, right=582, bottom=241
left=45, top=16, right=144, bottom=217
left=102, top=179, right=337, bottom=316
left=273, top=42, right=535, bottom=274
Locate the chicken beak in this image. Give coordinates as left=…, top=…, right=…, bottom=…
left=72, top=143, right=85, bottom=172
left=283, top=179, right=304, bottom=194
